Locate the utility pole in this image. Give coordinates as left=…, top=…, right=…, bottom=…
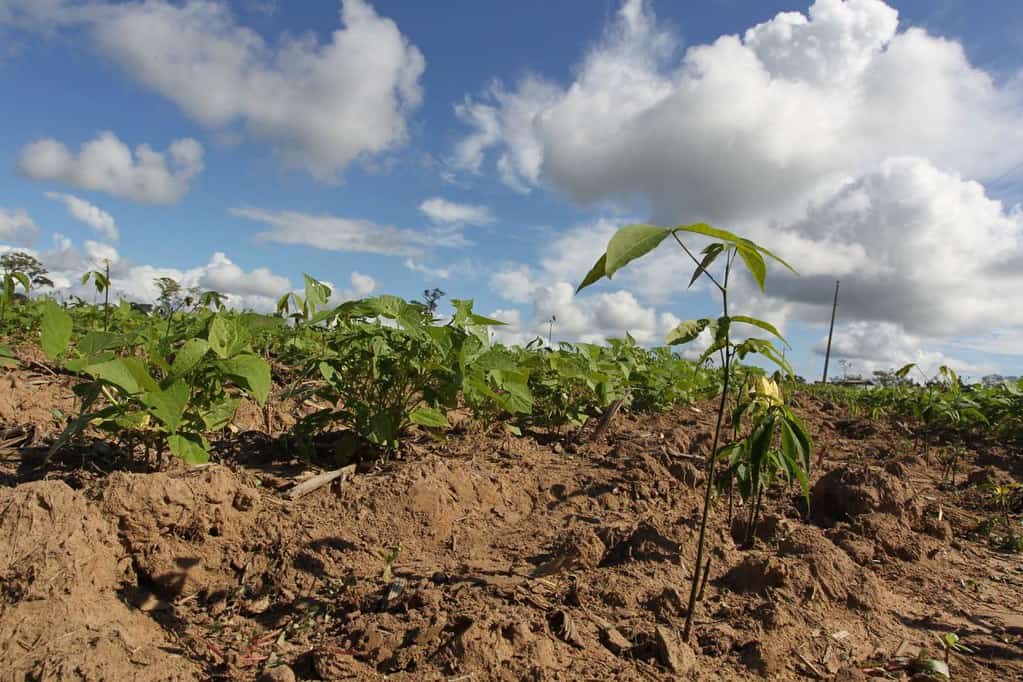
left=822, top=280, right=840, bottom=383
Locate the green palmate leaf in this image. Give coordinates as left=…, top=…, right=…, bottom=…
left=730, top=315, right=790, bottom=348
left=143, top=380, right=189, bottom=431
left=576, top=254, right=608, bottom=293
left=666, top=318, right=711, bottom=345
left=167, top=433, right=210, bottom=465
left=208, top=314, right=249, bottom=359
left=171, top=338, right=211, bottom=376
left=605, top=225, right=671, bottom=278
left=201, top=396, right=241, bottom=431
left=409, top=405, right=449, bottom=428
left=736, top=242, right=767, bottom=291
left=218, top=353, right=271, bottom=405
left=673, top=223, right=797, bottom=275
left=672, top=222, right=742, bottom=243
left=40, top=300, right=72, bottom=360
left=84, top=357, right=158, bottom=395
left=689, top=243, right=723, bottom=288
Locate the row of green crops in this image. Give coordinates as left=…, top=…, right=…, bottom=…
left=805, top=365, right=1023, bottom=445
left=1, top=274, right=722, bottom=463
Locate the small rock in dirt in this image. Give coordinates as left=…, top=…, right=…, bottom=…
left=812, top=465, right=919, bottom=526
left=430, top=571, right=450, bottom=584
left=645, top=586, right=686, bottom=619
left=833, top=667, right=869, bottom=682
left=548, top=610, right=584, bottom=649
left=722, top=555, right=788, bottom=595
left=654, top=625, right=695, bottom=674
left=600, top=522, right=683, bottom=567
left=257, top=666, right=295, bottom=682
left=698, top=622, right=740, bottom=657
left=669, top=461, right=705, bottom=487
left=534, top=526, right=606, bottom=576
left=244, top=595, right=271, bottom=615
left=739, top=640, right=782, bottom=676
left=598, top=625, right=633, bottom=656
left=967, top=466, right=1013, bottom=488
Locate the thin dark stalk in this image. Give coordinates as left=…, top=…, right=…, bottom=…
left=682, top=249, right=733, bottom=642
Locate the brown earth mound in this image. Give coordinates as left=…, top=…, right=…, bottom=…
left=0, top=390, right=1020, bottom=680
left=0, top=481, right=201, bottom=679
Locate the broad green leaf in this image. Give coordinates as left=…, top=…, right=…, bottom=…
left=576, top=254, right=608, bottom=293
left=731, top=315, right=790, bottom=348
left=11, top=272, right=31, bottom=293
left=168, top=433, right=210, bottom=465
left=673, top=223, right=797, bottom=275
left=673, top=222, right=742, bottom=243
left=780, top=419, right=810, bottom=507
left=78, top=331, right=125, bottom=355
left=143, top=380, right=189, bottom=431
left=666, top=318, right=711, bottom=345
left=303, top=274, right=331, bottom=311
left=83, top=357, right=158, bottom=395
left=201, top=396, right=241, bottom=431
left=40, top=301, right=72, bottom=360
left=409, top=405, right=449, bottom=428
left=171, top=338, right=211, bottom=376
left=218, top=354, right=271, bottom=405
left=605, top=225, right=671, bottom=278
left=895, top=362, right=915, bottom=379
left=208, top=315, right=249, bottom=358
left=736, top=242, right=767, bottom=291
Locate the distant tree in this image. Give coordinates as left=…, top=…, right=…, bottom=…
left=421, top=287, right=445, bottom=315
left=1, top=251, right=53, bottom=289
left=154, top=277, right=183, bottom=316
left=873, top=368, right=912, bottom=387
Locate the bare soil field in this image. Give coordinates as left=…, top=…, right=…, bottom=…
left=1, top=366, right=1021, bottom=681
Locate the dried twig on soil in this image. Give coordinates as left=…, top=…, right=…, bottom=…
left=286, top=464, right=356, bottom=500
left=592, top=399, right=624, bottom=442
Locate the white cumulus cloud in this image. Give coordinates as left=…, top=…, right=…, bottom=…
left=44, top=192, right=118, bottom=241
left=19, top=132, right=203, bottom=204
left=0, top=208, right=39, bottom=246
left=419, top=197, right=493, bottom=225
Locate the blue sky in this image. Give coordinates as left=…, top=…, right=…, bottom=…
left=1, top=0, right=1022, bottom=380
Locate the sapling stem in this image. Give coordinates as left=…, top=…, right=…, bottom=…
left=682, top=249, right=733, bottom=642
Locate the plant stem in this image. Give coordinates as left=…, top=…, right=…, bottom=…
left=683, top=249, right=733, bottom=642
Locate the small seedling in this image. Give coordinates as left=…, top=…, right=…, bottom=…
left=933, top=631, right=974, bottom=664
left=379, top=543, right=402, bottom=582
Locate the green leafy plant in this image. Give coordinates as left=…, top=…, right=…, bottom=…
left=578, top=222, right=797, bottom=641
left=81, top=260, right=112, bottom=331
left=44, top=311, right=271, bottom=465
left=933, top=631, right=974, bottom=665
left=379, top=543, right=402, bottom=582
left=720, top=375, right=812, bottom=547
left=0, top=267, right=31, bottom=325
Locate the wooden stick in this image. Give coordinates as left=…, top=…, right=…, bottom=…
left=286, top=464, right=356, bottom=500
left=592, top=399, right=624, bottom=442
